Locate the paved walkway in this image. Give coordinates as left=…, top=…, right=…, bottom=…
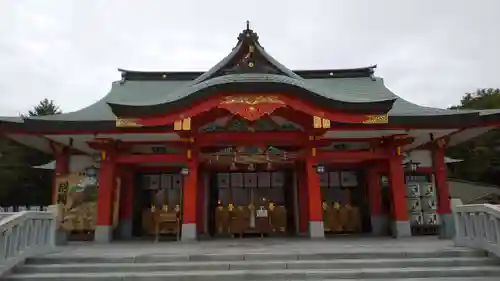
left=45, top=237, right=468, bottom=257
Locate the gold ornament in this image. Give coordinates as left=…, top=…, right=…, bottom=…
left=333, top=202, right=341, bottom=210
left=268, top=202, right=275, bottom=211
left=322, top=201, right=328, bottom=210
left=362, top=114, right=389, bottom=124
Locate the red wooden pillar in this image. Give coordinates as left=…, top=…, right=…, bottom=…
left=118, top=165, right=134, bottom=239
left=388, top=155, right=411, bottom=238
left=95, top=156, right=117, bottom=243
left=298, top=163, right=309, bottom=234
left=432, top=144, right=454, bottom=238
left=182, top=158, right=199, bottom=241
left=367, top=163, right=388, bottom=235
left=305, top=157, right=324, bottom=238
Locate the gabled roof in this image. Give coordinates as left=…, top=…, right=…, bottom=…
left=106, top=26, right=397, bottom=117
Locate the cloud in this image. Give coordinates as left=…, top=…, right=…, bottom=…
left=1, top=0, right=499, bottom=115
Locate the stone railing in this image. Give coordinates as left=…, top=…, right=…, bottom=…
left=453, top=204, right=500, bottom=257
left=0, top=211, right=56, bottom=276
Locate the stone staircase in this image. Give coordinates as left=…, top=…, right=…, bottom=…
left=4, top=248, right=500, bottom=280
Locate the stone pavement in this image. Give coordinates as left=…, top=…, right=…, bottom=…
left=45, top=236, right=466, bottom=257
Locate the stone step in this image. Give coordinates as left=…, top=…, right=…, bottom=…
left=25, top=250, right=485, bottom=264
left=6, top=266, right=500, bottom=280
left=14, top=257, right=496, bottom=274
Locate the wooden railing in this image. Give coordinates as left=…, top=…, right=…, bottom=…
left=453, top=204, right=500, bottom=257
left=0, top=211, right=56, bottom=276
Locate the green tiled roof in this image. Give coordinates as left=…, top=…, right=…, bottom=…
left=25, top=75, right=473, bottom=122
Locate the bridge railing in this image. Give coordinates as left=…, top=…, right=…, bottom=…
left=0, top=211, right=56, bottom=276
left=453, top=204, right=500, bottom=257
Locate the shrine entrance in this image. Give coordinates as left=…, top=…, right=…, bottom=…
left=203, top=146, right=299, bottom=238
left=207, top=170, right=296, bottom=237
left=132, top=172, right=184, bottom=240
left=319, top=169, right=371, bottom=235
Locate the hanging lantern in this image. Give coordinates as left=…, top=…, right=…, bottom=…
left=180, top=167, right=190, bottom=176
left=85, top=165, right=98, bottom=177
left=315, top=165, right=326, bottom=174
left=403, top=160, right=420, bottom=172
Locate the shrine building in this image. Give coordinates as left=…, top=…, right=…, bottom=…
left=1, top=24, right=499, bottom=243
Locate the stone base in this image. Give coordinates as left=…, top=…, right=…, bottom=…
left=309, top=221, right=325, bottom=239
left=439, top=213, right=455, bottom=239
left=390, top=220, right=411, bottom=238
left=181, top=223, right=197, bottom=242
left=94, top=225, right=113, bottom=243
left=118, top=219, right=133, bottom=240
left=55, top=229, right=68, bottom=246
left=371, top=215, right=389, bottom=236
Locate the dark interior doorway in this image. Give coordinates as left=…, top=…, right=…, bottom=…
left=207, top=169, right=296, bottom=237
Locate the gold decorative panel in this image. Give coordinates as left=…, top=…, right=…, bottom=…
left=362, top=114, right=389, bottom=124
left=116, top=118, right=142, bottom=127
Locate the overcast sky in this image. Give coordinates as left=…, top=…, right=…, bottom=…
left=1, top=0, right=499, bottom=116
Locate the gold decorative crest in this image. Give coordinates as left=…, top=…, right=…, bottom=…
left=174, top=118, right=191, bottom=131
left=220, top=95, right=285, bottom=105
left=313, top=116, right=331, bottom=129
left=362, top=114, right=389, bottom=124
left=116, top=118, right=142, bottom=127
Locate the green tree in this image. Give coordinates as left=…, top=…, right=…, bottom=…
left=27, top=98, right=61, bottom=116
left=447, top=88, right=500, bottom=185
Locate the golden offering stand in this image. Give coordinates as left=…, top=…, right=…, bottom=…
left=214, top=201, right=288, bottom=238
left=323, top=201, right=362, bottom=234
left=322, top=202, right=362, bottom=233
left=143, top=204, right=181, bottom=242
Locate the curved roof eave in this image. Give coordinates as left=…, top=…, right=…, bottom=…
left=107, top=74, right=396, bottom=118
left=0, top=116, right=24, bottom=123
left=477, top=108, right=500, bottom=123
left=21, top=84, right=119, bottom=122
left=387, top=111, right=480, bottom=127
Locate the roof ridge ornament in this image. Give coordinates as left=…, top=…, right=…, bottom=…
left=238, top=20, right=259, bottom=44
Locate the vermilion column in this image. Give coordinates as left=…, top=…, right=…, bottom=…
left=118, top=165, right=134, bottom=239
left=182, top=159, right=199, bottom=241
left=298, top=163, right=309, bottom=234
left=305, top=157, right=324, bottom=238
left=367, top=164, right=388, bottom=235
left=432, top=145, right=454, bottom=239
left=95, top=158, right=116, bottom=243
left=388, top=155, right=411, bottom=238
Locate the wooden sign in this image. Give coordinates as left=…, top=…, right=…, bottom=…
left=55, top=173, right=98, bottom=232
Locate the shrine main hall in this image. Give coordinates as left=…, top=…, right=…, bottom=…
left=1, top=24, right=499, bottom=243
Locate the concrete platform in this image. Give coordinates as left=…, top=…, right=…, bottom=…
left=45, top=236, right=466, bottom=258
left=6, top=237, right=500, bottom=281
